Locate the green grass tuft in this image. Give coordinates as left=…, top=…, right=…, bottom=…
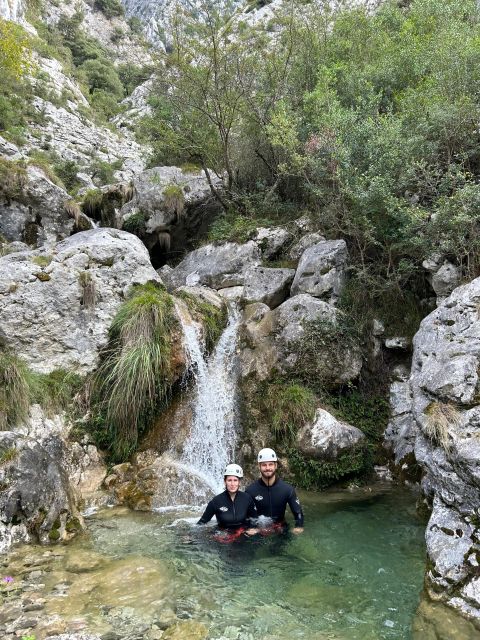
left=0, top=351, right=31, bottom=429
left=89, top=281, right=177, bottom=461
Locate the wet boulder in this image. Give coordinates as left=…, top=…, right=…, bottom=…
left=0, top=430, right=83, bottom=551
left=296, top=408, right=365, bottom=460
left=290, top=239, right=348, bottom=303
left=0, top=228, right=162, bottom=374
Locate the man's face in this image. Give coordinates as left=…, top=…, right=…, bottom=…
left=259, top=461, right=277, bottom=480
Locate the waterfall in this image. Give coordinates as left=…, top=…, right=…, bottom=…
left=152, top=301, right=241, bottom=508
left=180, top=303, right=241, bottom=493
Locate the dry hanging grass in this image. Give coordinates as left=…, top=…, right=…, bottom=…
left=424, top=401, right=462, bottom=451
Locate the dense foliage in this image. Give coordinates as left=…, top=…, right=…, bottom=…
left=142, top=0, right=480, bottom=332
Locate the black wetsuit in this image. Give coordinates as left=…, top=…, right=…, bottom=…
left=198, top=490, right=257, bottom=529
left=245, top=477, right=304, bottom=527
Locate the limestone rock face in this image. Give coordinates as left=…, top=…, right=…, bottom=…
left=297, top=408, right=365, bottom=460
left=0, top=228, right=161, bottom=374
left=240, top=293, right=362, bottom=384
left=120, top=166, right=222, bottom=257
left=290, top=239, right=348, bottom=303
left=166, top=241, right=261, bottom=290
left=0, top=164, right=78, bottom=247
left=242, top=266, right=295, bottom=308
left=387, top=276, right=480, bottom=621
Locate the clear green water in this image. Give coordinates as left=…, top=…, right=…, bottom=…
left=78, top=484, right=426, bottom=639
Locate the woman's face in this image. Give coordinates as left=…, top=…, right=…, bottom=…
left=224, top=475, right=240, bottom=492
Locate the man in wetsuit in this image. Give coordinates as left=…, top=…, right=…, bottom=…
left=246, top=448, right=304, bottom=534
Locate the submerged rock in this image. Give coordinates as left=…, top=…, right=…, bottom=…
left=0, top=429, right=83, bottom=551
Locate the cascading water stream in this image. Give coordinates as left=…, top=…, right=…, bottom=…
left=152, top=301, right=241, bottom=507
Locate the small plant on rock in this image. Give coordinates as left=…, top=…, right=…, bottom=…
left=424, top=402, right=461, bottom=452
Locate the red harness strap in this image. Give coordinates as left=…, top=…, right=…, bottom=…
left=213, top=526, right=247, bottom=544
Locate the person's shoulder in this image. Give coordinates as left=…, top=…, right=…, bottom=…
left=276, top=478, right=295, bottom=492
left=245, top=480, right=259, bottom=494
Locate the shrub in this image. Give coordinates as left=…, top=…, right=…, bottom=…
left=263, top=380, right=317, bottom=444
left=288, top=443, right=371, bottom=490
left=91, top=158, right=122, bottom=185
left=53, top=159, right=81, bottom=193
left=123, top=210, right=147, bottom=235
left=80, top=58, right=124, bottom=98
left=88, top=282, right=177, bottom=461
left=94, top=0, right=124, bottom=18
left=117, top=63, right=152, bottom=95
left=163, top=183, right=185, bottom=218
left=0, top=158, right=27, bottom=201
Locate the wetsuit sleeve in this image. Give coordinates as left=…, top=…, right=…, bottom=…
left=197, top=499, right=216, bottom=525
left=288, top=488, right=304, bottom=527
left=246, top=495, right=258, bottom=525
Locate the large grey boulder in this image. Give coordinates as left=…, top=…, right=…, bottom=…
left=120, top=166, right=220, bottom=229
left=240, top=294, right=362, bottom=384
left=0, top=428, right=83, bottom=552
left=297, top=408, right=365, bottom=460
left=387, top=276, right=480, bottom=621
left=166, top=241, right=261, bottom=290
left=242, top=266, right=295, bottom=308
left=290, top=239, right=348, bottom=303
left=0, top=228, right=162, bottom=374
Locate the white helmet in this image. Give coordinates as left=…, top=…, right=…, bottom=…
left=257, top=448, right=277, bottom=463
left=224, top=463, right=243, bottom=478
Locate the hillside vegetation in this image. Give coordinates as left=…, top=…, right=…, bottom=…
left=140, top=0, right=480, bottom=334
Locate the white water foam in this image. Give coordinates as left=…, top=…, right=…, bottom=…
left=152, top=301, right=241, bottom=508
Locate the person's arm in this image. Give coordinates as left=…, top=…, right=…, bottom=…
left=288, top=488, right=304, bottom=533
left=245, top=495, right=258, bottom=536
left=197, top=499, right=216, bottom=525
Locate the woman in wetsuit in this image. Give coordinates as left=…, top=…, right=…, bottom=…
left=197, top=464, right=258, bottom=539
